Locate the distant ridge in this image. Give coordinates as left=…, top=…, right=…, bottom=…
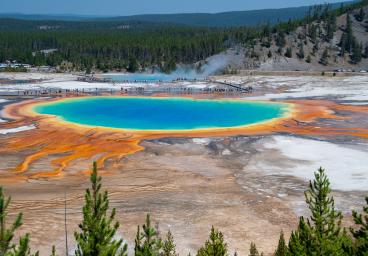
left=0, top=13, right=116, bottom=21
left=0, top=14, right=89, bottom=21
left=0, top=0, right=360, bottom=26
left=0, top=19, right=190, bottom=31
left=84, top=1, right=359, bottom=26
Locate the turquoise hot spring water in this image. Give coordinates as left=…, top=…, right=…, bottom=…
left=32, top=97, right=292, bottom=131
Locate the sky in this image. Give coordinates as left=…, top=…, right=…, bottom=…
left=1, top=0, right=351, bottom=16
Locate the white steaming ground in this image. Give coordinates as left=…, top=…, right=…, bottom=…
left=173, top=54, right=229, bottom=78
left=141, top=54, right=229, bottom=79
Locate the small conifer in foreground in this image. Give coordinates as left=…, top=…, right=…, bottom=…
left=350, top=196, right=368, bottom=253
left=197, top=226, right=227, bottom=256
left=163, top=230, right=178, bottom=256
left=0, top=186, right=39, bottom=256
left=274, top=230, right=288, bottom=256
left=135, top=214, right=163, bottom=256
left=249, top=242, right=259, bottom=256
left=289, top=167, right=345, bottom=255
left=51, top=246, right=58, bottom=256
left=74, top=161, right=128, bottom=256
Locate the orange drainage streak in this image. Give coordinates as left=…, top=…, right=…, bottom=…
left=331, top=105, right=368, bottom=113
left=1, top=98, right=367, bottom=180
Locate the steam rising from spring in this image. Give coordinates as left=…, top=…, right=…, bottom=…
left=143, top=54, right=230, bottom=79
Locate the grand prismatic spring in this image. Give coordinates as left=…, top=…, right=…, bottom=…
left=31, top=97, right=292, bottom=130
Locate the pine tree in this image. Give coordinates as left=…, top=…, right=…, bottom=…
left=86, top=65, right=91, bottom=74
left=249, top=242, right=259, bottom=256
left=341, top=231, right=354, bottom=255
left=288, top=217, right=311, bottom=255
left=307, top=55, right=312, bottom=63
left=285, top=47, right=292, bottom=58
left=345, top=13, right=355, bottom=53
left=313, top=41, right=318, bottom=55
left=197, top=226, right=227, bottom=256
left=293, top=167, right=344, bottom=255
left=128, top=55, right=139, bottom=73
left=10, top=234, right=39, bottom=256
left=268, top=50, right=272, bottom=58
left=135, top=214, right=163, bottom=256
left=350, top=196, right=368, bottom=254
left=278, top=45, right=283, bottom=55
left=331, top=13, right=337, bottom=32
left=299, top=43, right=305, bottom=59
left=162, top=230, right=178, bottom=256
left=326, top=20, right=334, bottom=40
left=0, top=186, right=39, bottom=256
left=359, top=7, right=365, bottom=22
left=51, top=246, right=58, bottom=256
left=352, top=40, right=363, bottom=63
left=74, top=161, right=128, bottom=256
left=321, top=47, right=329, bottom=64
left=274, top=231, right=288, bottom=256
left=135, top=226, right=143, bottom=255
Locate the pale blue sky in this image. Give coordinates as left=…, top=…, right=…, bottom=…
left=1, top=0, right=351, bottom=16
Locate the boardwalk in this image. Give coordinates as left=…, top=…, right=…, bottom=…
left=213, top=81, right=249, bottom=91
left=0, top=77, right=252, bottom=96
left=78, top=77, right=252, bottom=92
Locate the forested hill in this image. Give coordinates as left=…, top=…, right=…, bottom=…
left=84, top=0, right=359, bottom=27
left=0, top=0, right=360, bottom=27
left=0, top=19, right=190, bottom=31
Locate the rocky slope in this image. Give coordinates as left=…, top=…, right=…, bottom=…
left=226, top=6, right=368, bottom=72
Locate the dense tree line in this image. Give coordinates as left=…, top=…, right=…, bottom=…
left=0, top=28, right=230, bottom=72
left=1, top=163, right=368, bottom=255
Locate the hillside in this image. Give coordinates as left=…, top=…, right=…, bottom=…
left=224, top=5, right=368, bottom=72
